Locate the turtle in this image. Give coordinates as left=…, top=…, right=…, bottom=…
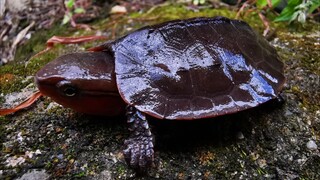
left=35, top=16, right=285, bottom=171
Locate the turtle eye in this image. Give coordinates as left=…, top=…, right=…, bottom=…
left=63, top=86, right=77, bottom=97
left=57, top=81, right=78, bottom=97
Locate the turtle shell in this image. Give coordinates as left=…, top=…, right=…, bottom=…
left=111, top=16, right=285, bottom=120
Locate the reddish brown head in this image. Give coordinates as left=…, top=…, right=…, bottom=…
left=35, top=52, right=125, bottom=116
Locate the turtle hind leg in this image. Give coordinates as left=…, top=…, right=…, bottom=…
left=271, top=93, right=285, bottom=106
left=123, top=106, right=154, bottom=173
left=266, top=93, right=285, bottom=108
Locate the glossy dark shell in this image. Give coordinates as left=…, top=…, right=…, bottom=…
left=111, top=17, right=285, bottom=119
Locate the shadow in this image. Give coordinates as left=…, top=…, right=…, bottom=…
left=148, top=97, right=286, bottom=152
left=67, top=97, right=285, bottom=153
left=150, top=113, right=248, bottom=152
left=72, top=113, right=127, bottom=127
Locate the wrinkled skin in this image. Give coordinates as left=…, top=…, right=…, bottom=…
left=35, top=16, right=285, bottom=172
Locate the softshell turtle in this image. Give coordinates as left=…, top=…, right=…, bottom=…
left=35, top=16, right=285, bottom=171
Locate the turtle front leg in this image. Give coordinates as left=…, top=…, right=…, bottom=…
left=123, top=106, right=154, bottom=172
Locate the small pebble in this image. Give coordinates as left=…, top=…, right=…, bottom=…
left=284, top=110, right=293, bottom=116
left=110, top=5, right=127, bottom=14
left=237, top=132, right=244, bottom=140
left=257, top=159, right=267, bottom=168
left=35, top=149, right=41, bottom=155
left=306, top=140, right=318, bottom=150
left=57, top=154, right=64, bottom=160
left=155, top=173, right=160, bottom=178
left=6, top=156, right=25, bottom=167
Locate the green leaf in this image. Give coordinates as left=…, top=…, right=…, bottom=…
left=65, top=0, right=75, bottom=9
left=199, top=0, right=206, bottom=4
left=289, top=11, right=299, bottom=23
left=274, top=0, right=302, bottom=22
left=256, top=0, right=282, bottom=9
left=256, top=0, right=268, bottom=8
left=62, top=12, right=72, bottom=25
left=308, top=0, right=320, bottom=13
left=74, top=8, right=85, bottom=14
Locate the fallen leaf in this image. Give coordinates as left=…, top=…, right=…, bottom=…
left=0, top=91, right=42, bottom=116
left=32, top=35, right=107, bottom=58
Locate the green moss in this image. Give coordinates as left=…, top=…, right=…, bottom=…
left=276, top=22, right=319, bottom=113
left=45, top=161, right=53, bottom=169
left=277, top=26, right=320, bottom=74
left=15, top=25, right=70, bottom=62
left=74, top=171, right=86, bottom=177
left=116, top=164, right=127, bottom=175
left=256, top=167, right=267, bottom=175
left=0, top=95, right=5, bottom=104
left=0, top=60, right=31, bottom=94
left=130, top=4, right=237, bottom=25
left=0, top=116, right=8, bottom=152
left=0, top=26, right=68, bottom=95
left=26, top=51, right=60, bottom=74
left=127, top=3, right=291, bottom=35
left=0, top=74, right=31, bottom=95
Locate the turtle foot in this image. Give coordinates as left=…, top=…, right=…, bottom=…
left=123, top=135, right=154, bottom=172
left=123, top=106, right=154, bottom=173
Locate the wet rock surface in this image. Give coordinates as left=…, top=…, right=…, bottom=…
left=0, top=4, right=319, bottom=180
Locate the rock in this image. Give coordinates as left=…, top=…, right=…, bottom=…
left=284, top=110, right=293, bottom=116
left=17, top=169, right=49, bottom=180
left=5, top=156, right=25, bottom=167
left=1, top=86, right=38, bottom=109
left=94, top=170, right=112, bottom=180
left=306, top=140, right=318, bottom=150
left=0, top=0, right=5, bottom=17
left=57, top=154, right=64, bottom=160
left=237, top=132, right=244, bottom=140
left=35, top=149, right=41, bottom=155
left=257, top=159, right=267, bottom=168
left=110, top=5, right=127, bottom=14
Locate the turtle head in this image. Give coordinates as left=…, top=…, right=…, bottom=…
left=35, top=52, right=125, bottom=116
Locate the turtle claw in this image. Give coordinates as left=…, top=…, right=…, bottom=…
left=124, top=106, right=155, bottom=172
left=123, top=136, right=154, bottom=172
